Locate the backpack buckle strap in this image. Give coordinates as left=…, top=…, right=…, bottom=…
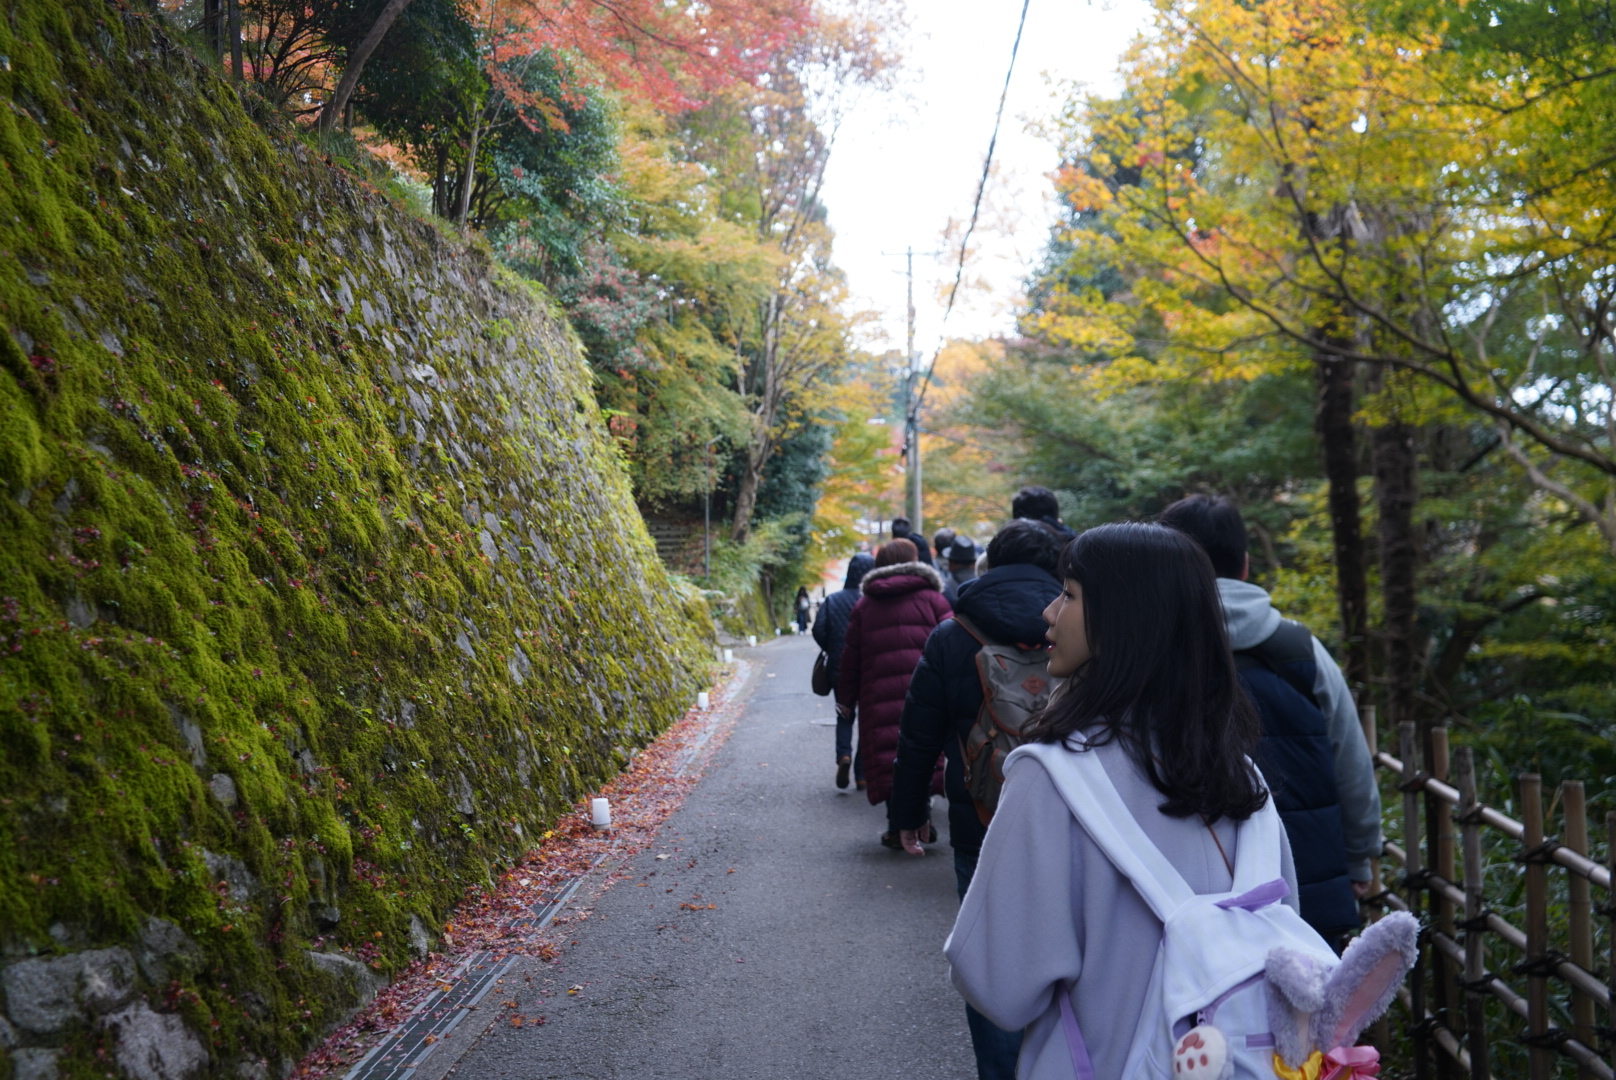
left=1056, top=981, right=1096, bottom=1080
left=1215, top=877, right=1291, bottom=912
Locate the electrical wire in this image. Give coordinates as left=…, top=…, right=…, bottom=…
left=906, top=0, right=1033, bottom=432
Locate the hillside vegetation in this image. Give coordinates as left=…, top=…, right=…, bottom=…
left=0, top=3, right=710, bottom=1077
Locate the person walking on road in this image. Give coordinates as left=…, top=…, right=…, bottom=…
left=1158, top=494, right=1380, bottom=944
left=813, top=552, right=874, bottom=790
left=888, top=516, right=935, bottom=566
left=931, top=527, right=959, bottom=593
left=888, top=519, right=1064, bottom=1080
left=1011, top=485, right=1075, bottom=541
left=945, top=523, right=1296, bottom=1079
left=836, top=539, right=951, bottom=845
left=794, top=586, right=812, bottom=633
left=939, top=536, right=982, bottom=605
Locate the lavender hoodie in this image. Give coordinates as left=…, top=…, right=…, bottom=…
left=944, top=739, right=1299, bottom=1079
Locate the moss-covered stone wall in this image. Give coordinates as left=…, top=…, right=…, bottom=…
left=0, top=4, right=712, bottom=1078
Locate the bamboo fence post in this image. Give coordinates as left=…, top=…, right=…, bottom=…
left=1363, top=703, right=1383, bottom=907
left=1362, top=702, right=1389, bottom=1052
left=1403, top=722, right=1429, bottom=1076
left=1521, top=773, right=1551, bottom=1080
left=1606, top=810, right=1614, bottom=1073
left=1454, top=747, right=1491, bottom=1080
left=1563, top=781, right=1595, bottom=1079
left=1432, top=726, right=1459, bottom=1061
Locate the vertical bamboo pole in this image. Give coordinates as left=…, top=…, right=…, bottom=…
left=1431, top=726, right=1459, bottom=1063
left=1606, top=811, right=1615, bottom=1074
left=1454, top=747, right=1490, bottom=1080
left=1521, top=773, right=1551, bottom=1080
left=1363, top=704, right=1383, bottom=903
left=1362, top=702, right=1389, bottom=1052
left=1403, top=722, right=1429, bottom=1078
left=1563, top=781, right=1594, bottom=1079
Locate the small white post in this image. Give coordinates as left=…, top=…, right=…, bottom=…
left=696, top=691, right=710, bottom=710
left=723, top=649, right=734, bottom=663
left=747, top=635, right=757, bottom=647
left=589, top=798, right=611, bottom=830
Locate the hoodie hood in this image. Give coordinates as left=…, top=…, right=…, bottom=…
left=842, top=552, right=875, bottom=591
left=860, top=560, right=943, bottom=596
left=1218, top=577, right=1282, bottom=650
left=954, top=563, right=1060, bottom=648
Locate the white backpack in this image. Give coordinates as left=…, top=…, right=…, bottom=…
left=1009, top=739, right=1416, bottom=1080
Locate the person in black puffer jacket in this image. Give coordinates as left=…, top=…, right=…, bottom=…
left=812, top=552, right=875, bottom=789
left=886, top=520, right=1065, bottom=1080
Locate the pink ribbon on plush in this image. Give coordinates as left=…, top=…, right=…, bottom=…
left=1320, top=1046, right=1380, bottom=1079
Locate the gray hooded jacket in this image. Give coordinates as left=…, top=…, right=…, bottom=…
left=1218, top=578, right=1382, bottom=881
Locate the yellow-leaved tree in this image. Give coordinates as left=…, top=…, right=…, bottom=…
left=1039, top=0, right=1616, bottom=728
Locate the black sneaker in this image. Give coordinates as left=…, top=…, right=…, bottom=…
left=880, top=830, right=903, bottom=850
left=835, top=755, right=851, bottom=790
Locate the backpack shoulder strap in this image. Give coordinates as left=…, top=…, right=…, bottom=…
left=1229, top=765, right=1285, bottom=892
left=951, top=611, right=990, bottom=646
left=1235, top=619, right=1320, bottom=709
left=1008, top=739, right=1195, bottom=921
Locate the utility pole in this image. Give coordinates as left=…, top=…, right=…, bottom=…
left=904, top=248, right=922, bottom=534
left=883, top=247, right=939, bottom=534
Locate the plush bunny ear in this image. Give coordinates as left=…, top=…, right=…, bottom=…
left=1315, top=912, right=1419, bottom=1051
left=1265, top=947, right=1331, bottom=1067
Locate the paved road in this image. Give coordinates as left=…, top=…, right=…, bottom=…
left=449, top=634, right=975, bottom=1079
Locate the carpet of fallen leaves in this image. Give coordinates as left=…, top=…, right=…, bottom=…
left=295, top=660, right=753, bottom=1078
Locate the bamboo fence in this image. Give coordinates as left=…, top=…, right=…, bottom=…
left=1358, top=707, right=1613, bottom=1079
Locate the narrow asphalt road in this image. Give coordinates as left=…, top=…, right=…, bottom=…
left=448, top=633, right=975, bottom=1079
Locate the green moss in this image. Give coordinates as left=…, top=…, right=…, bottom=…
left=0, top=3, right=712, bottom=1076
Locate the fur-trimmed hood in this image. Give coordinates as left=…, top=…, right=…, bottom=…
left=860, top=560, right=944, bottom=596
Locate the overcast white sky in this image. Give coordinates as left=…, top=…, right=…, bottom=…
left=819, top=0, right=1153, bottom=356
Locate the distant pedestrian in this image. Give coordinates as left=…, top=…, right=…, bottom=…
left=1159, top=494, right=1380, bottom=942
left=1011, top=485, right=1075, bottom=541
left=813, top=553, right=874, bottom=789
left=940, top=536, right=980, bottom=604
left=945, top=523, right=1293, bottom=1078
left=888, top=516, right=935, bottom=566
left=836, top=538, right=951, bottom=845
left=888, top=520, right=1064, bottom=1079
left=794, top=586, right=811, bottom=633
left=931, top=527, right=959, bottom=591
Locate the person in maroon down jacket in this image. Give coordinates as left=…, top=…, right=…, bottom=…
left=836, top=538, right=951, bottom=848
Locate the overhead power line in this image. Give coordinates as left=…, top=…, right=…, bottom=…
left=906, top=0, right=1032, bottom=431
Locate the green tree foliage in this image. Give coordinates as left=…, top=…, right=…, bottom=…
left=971, top=0, right=1616, bottom=807
left=162, top=0, right=893, bottom=627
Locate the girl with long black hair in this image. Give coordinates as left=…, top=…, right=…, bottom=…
left=944, top=523, right=1299, bottom=1078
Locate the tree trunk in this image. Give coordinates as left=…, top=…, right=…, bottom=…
left=729, top=438, right=768, bottom=544
left=317, top=0, right=415, bottom=134
left=203, top=0, right=223, bottom=60
left=226, top=0, right=243, bottom=82
left=1370, top=399, right=1421, bottom=733
left=1316, top=352, right=1371, bottom=688
left=433, top=143, right=448, bottom=217
left=729, top=296, right=784, bottom=543
left=454, top=108, right=484, bottom=226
